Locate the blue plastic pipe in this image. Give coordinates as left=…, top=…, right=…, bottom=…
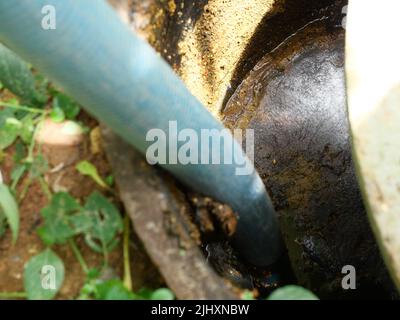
left=0, top=0, right=282, bottom=266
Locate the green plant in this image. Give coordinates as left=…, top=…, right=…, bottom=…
left=19, top=192, right=123, bottom=299
left=0, top=43, right=38, bottom=104
left=267, top=285, right=319, bottom=301
left=76, top=160, right=111, bottom=190
left=83, top=192, right=123, bottom=259
left=0, top=59, right=46, bottom=244
left=0, top=183, right=19, bottom=243
left=38, top=192, right=84, bottom=245
left=50, top=91, right=80, bottom=122
left=147, top=288, right=175, bottom=300
left=0, top=49, right=174, bottom=301
left=76, top=259, right=174, bottom=300
left=79, top=277, right=135, bottom=300
left=38, top=191, right=123, bottom=256
left=23, top=248, right=65, bottom=300
left=0, top=100, right=46, bottom=152
left=241, top=290, right=255, bottom=300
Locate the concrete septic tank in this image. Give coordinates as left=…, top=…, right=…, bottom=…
left=106, top=0, right=398, bottom=298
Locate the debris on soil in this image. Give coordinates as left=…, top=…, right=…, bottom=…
left=187, top=193, right=286, bottom=295
left=188, top=194, right=238, bottom=238
left=36, top=118, right=85, bottom=173
left=205, top=242, right=253, bottom=290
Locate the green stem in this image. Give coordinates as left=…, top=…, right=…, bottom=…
left=0, top=292, right=26, bottom=299
left=68, top=239, right=89, bottom=274
left=26, top=114, right=45, bottom=162
left=0, top=101, right=46, bottom=114
left=10, top=165, right=27, bottom=192
left=38, top=176, right=52, bottom=200
left=123, top=215, right=132, bottom=291
left=18, top=178, right=32, bottom=203
left=93, top=209, right=109, bottom=268
left=17, top=116, right=46, bottom=203
left=102, top=241, right=109, bottom=268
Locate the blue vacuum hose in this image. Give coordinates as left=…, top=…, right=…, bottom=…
left=0, top=0, right=282, bottom=266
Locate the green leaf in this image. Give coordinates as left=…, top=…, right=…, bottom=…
left=13, top=141, right=27, bottom=163
left=0, top=105, right=38, bottom=149
left=0, top=43, right=37, bottom=103
left=135, top=288, right=175, bottom=300
left=105, top=175, right=114, bottom=187
left=150, top=288, right=175, bottom=300
left=267, top=286, right=319, bottom=301
left=83, top=192, right=123, bottom=254
left=87, top=268, right=101, bottom=280
left=53, top=93, right=80, bottom=120
left=94, top=279, right=135, bottom=300
left=38, top=192, right=82, bottom=245
left=0, top=109, right=19, bottom=150
left=18, top=114, right=35, bottom=144
left=0, top=209, right=7, bottom=237
left=11, top=164, right=27, bottom=191
left=135, top=288, right=154, bottom=299
left=23, top=248, right=65, bottom=300
left=241, top=290, right=255, bottom=300
left=29, top=155, right=48, bottom=179
left=0, top=184, right=19, bottom=244
left=76, top=161, right=109, bottom=189
left=50, top=105, right=65, bottom=123
left=77, top=268, right=102, bottom=300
